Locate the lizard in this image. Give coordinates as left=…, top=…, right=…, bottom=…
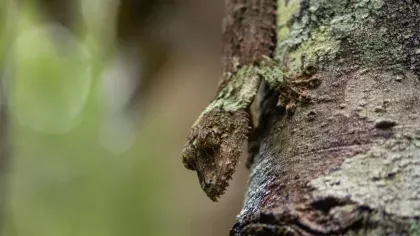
left=181, top=0, right=321, bottom=201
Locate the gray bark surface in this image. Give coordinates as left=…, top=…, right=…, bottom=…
left=232, top=0, right=420, bottom=235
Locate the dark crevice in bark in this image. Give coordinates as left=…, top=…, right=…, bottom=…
left=232, top=198, right=419, bottom=235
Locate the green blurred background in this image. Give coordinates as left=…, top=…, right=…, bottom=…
left=0, top=1, right=249, bottom=235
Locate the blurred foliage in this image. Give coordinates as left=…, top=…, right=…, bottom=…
left=0, top=1, right=177, bottom=235
left=0, top=1, right=244, bottom=235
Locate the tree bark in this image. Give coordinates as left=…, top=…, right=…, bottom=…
left=232, top=0, right=420, bottom=235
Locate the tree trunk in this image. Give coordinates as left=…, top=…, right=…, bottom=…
left=232, top=0, right=420, bottom=235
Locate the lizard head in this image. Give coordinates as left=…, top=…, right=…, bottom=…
left=182, top=109, right=250, bottom=201
left=183, top=146, right=233, bottom=201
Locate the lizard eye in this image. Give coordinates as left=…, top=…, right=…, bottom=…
left=304, top=64, right=318, bottom=76
left=204, top=132, right=220, bottom=147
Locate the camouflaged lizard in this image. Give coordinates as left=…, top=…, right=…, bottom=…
left=181, top=0, right=320, bottom=201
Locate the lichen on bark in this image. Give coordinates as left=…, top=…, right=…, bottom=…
left=276, top=0, right=420, bottom=75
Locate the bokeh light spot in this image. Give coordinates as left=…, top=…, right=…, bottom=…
left=4, top=23, right=92, bottom=134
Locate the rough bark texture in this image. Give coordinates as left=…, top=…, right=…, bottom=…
left=221, top=0, right=277, bottom=74
left=232, top=0, right=420, bottom=235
